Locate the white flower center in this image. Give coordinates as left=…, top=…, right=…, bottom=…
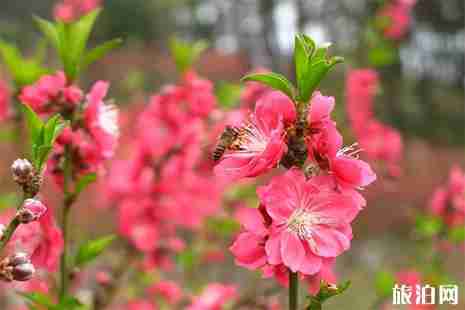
left=232, top=123, right=269, bottom=155
left=286, top=208, right=318, bottom=240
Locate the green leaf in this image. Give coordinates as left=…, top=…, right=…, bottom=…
left=301, top=34, right=316, bottom=57
left=33, top=16, right=60, bottom=52
left=306, top=281, right=351, bottom=310
left=305, top=57, right=343, bottom=98
left=415, top=215, right=443, bottom=238
left=449, top=226, right=465, bottom=243
left=241, top=72, right=295, bottom=101
left=75, top=235, right=115, bottom=267
left=170, top=37, right=208, bottom=73
left=67, top=9, right=101, bottom=79
left=35, top=145, right=53, bottom=171
left=19, top=292, right=55, bottom=308
left=206, top=217, right=240, bottom=238
left=56, top=295, right=85, bottom=310
left=190, top=40, right=208, bottom=65
left=215, top=82, right=242, bottom=109
left=81, top=38, right=123, bottom=71
left=368, top=45, right=398, bottom=67
left=20, top=104, right=44, bottom=144
left=176, top=247, right=199, bottom=271
left=0, top=40, right=48, bottom=87
left=375, top=271, right=395, bottom=297
left=75, top=173, right=97, bottom=196
left=295, top=35, right=311, bottom=102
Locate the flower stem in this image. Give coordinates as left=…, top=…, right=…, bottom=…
left=289, top=271, right=299, bottom=310
left=0, top=218, right=20, bottom=252
left=59, top=145, right=73, bottom=299
left=0, top=192, right=34, bottom=253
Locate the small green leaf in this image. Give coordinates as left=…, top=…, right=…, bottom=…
left=75, top=235, right=115, bottom=267
left=375, top=271, right=395, bottom=297
left=241, top=72, right=295, bottom=101
left=170, top=38, right=208, bottom=73
left=75, top=173, right=97, bottom=196
left=81, top=38, right=123, bottom=71
left=176, top=247, right=199, bottom=271
left=306, top=281, right=351, bottom=310
left=415, top=215, right=443, bottom=238
left=449, top=226, right=465, bottom=243
left=20, top=104, right=44, bottom=144
left=19, top=292, right=54, bottom=308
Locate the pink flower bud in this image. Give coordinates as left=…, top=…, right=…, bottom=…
left=9, top=252, right=30, bottom=266
left=17, top=199, right=47, bottom=224
left=0, top=252, right=35, bottom=282
left=12, top=262, right=35, bottom=281
left=11, top=159, right=34, bottom=185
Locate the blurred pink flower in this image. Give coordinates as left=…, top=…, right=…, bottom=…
left=125, top=300, right=157, bottom=310
left=428, top=165, right=465, bottom=227
left=345, top=69, right=403, bottom=176
left=0, top=79, right=11, bottom=121
left=148, top=280, right=183, bottom=305
left=214, top=91, right=295, bottom=180
left=188, top=283, right=237, bottom=310
left=378, top=1, right=415, bottom=40
left=84, top=80, right=119, bottom=159
left=54, top=0, right=101, bottom=22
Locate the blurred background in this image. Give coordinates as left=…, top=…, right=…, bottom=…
left=0, top=0, right=464, bottom=309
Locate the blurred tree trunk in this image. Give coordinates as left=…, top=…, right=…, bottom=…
left=259, top=0, right=280, bottom=71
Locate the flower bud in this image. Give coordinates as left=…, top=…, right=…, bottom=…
left=8, top=252, right=30, bottom=267
left=12, top=262, right=35, bottom=281
left=16, top=199, right=47, bottom=224
left=0, top=252, right=35, bottom=282
left=11, top=159, right=33, bottom=185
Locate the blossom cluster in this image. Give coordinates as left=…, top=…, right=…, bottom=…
left=106, top=70, right=225, bottom=271
left=429, top=165, right=465, bottom=227
left=223, top=88, right=376, bottom=293
left=377, top=0, right=417, bottom=41
left=20, top=72, right=119, bottom=185
left=53, top=0, right=102, bottom=22
left=346, top=69, right=403, bottom=177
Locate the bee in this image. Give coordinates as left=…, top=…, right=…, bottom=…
left=212, top=126, right=241, bottom=162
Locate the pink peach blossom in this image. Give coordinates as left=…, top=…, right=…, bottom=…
left=214, top=91, right=296, bottom=180
left=258, top=169, right=359, bottom=273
